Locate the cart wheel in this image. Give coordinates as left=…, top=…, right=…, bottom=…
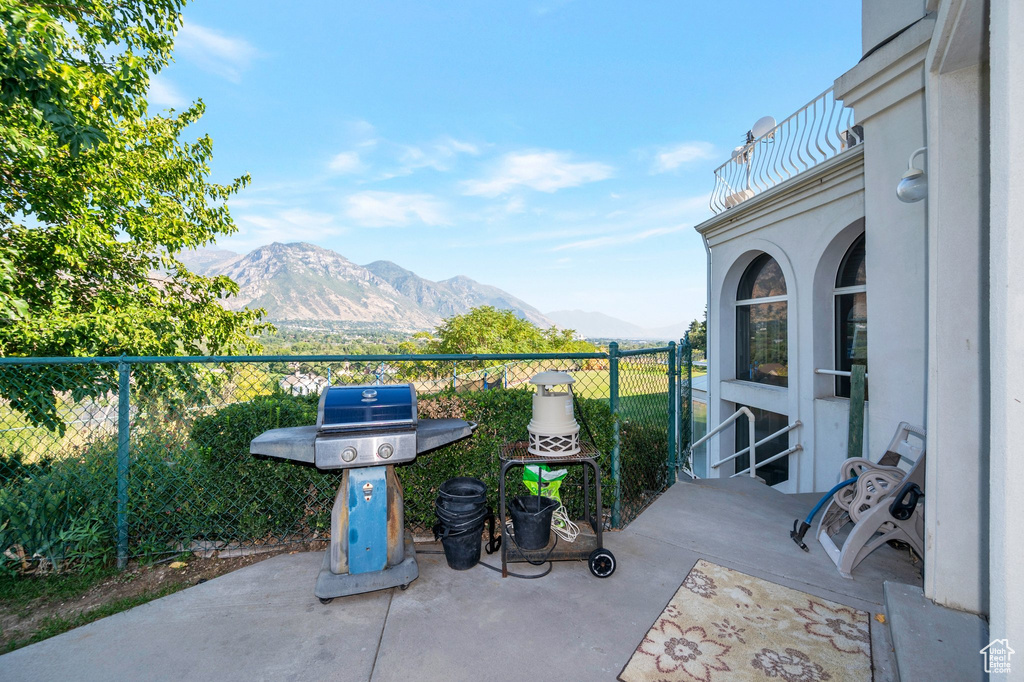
left=588, top=548, right=616, bottom=578
left=319, top=597, right=333, bottom=605
left=400, top=583, right=410, bottom=591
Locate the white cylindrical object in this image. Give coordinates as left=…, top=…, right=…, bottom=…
left=528, top=391, right=577, bottom=434
left=527, top=371, right=581, bottom=456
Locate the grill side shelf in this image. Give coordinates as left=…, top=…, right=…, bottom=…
left=249, top=425, right=317, bottom=464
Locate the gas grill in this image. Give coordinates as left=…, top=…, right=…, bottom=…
left=250, top=383, right=475, bottom=602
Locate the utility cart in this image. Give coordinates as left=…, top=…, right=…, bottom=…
left=498, top=441, right=615, bottom=578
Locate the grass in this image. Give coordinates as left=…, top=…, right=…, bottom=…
left=1, top=583, right=185, bottom=654
left=0, top=566, right=121, bottom=610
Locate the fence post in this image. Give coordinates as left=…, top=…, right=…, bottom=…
left=116, top=359, right=131, bottom=569
left=609, top=342, right=621, bottom=528
left=503, top=364, right=507, bottom=388
left=684, top=333, right=693, bottom=460
left=452, top=362, right=457, bottom=391
left=667, top=341, right=677, bottom=487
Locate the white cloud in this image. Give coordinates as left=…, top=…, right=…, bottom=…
left=176, top=20, right=257, bottom=82
left=463, top=150, right=613, bottom=197
left=553, top=224, right=690, bottom=251
left=652, top=142, right=716, bottom=173
left=147, top=75, right=187, bottom=109
left=394, top=137, right=481, bottom=175
left=439, top=137, right=480, bottom=156
left=345, top=191, right=450, bottom=227
left=328, top=151, right=363, bottom=174
left=229, top=208, right=345, bottom=251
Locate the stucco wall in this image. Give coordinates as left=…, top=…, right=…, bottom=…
left=862, top=0, right=928, bottom=56
left=700, top=153, right=866, bottom=493
left=835, top=16, right=932, bottom=465
left=924, top=59, right=987, bottom=614
left=988, top=0, right=1024, bottom=650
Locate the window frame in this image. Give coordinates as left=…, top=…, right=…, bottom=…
left=833, top=234, right=867, bottom=398
left=735, top=254, right=789, bottom=387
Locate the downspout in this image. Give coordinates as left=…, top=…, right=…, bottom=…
left=702, top=230, right=713, bottom=476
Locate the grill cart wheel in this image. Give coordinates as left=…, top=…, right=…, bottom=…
left=319, top=597, right=333, bottom=605
left=588, top=548, right=616, bottom=578
left=400, top=583, right=410, bottom=591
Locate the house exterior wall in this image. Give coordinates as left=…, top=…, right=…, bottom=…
left=699, top=151, right=867, bottom=493
left=987, top=0, right=1023, bottom=649
left=692, top=0, right=1021, bottom=628
left=834, top=15, right=933, bottom=464
left=862, top=0, right=928, bottom=56
left=921, top=0, right=988, bottom=615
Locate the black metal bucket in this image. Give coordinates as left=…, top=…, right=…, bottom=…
left=509, top=495, right=559, bottom=550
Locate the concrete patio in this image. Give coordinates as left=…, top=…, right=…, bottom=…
left=1, top=476, right=927, bottom=681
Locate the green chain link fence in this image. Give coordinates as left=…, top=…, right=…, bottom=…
left=0, top=347, right=694, bottom=573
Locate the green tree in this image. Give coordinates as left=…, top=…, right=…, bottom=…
left=425, top=306, right=596, bottom=354
left=686, top=307, right=707, bottom=354
left=0, top=1, right=267, bottom=428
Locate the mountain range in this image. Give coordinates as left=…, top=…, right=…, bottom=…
left=181, top=242, right=553, bottom=330
left=181, top=242, right=688, bottom=339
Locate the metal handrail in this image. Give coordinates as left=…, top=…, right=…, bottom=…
left=711, top=419, right=802, bottom=469
left=710, top=86, right=862, bottom=214
left=689, top=407, right=757, bottom=478
left=814, top=368, right=869, bottom=378
left=732, top=444, right=804, bottom=478
left=690, top=409, right=802, bottom=481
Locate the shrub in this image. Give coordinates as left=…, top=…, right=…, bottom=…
left=0, top=445, right=115, bottom=573
left=0, top=384, right=666, bottom=574
left=185, top=388, right=616, bottom=534
left=187, top=394, right=335, bottom=543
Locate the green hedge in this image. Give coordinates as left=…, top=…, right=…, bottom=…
left=1, top=387, right=669, bottom=573
left=187, top=389, right=615, bottom=532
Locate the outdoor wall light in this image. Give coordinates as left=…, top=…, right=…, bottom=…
left=896, top=146, right=928, bottom=203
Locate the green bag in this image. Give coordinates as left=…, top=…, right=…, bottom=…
left=523, top=464, right=568, bottom=503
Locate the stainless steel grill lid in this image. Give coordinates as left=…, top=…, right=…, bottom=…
left=317, top=384, right=417, bottom=431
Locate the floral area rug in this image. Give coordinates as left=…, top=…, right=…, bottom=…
left=619, top=560, right=872, bottom=682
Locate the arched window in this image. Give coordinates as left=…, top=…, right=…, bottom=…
left=835, top=234, right=867, bottom=397
left=736, top=254, right=788, bottom=387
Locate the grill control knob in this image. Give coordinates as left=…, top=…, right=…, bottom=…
left=377, top=443, right=394, bottom=459
left=341, top=447, right=358, bottom=463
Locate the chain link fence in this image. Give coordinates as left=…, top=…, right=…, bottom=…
left=0, top=346, right=693, bottom=572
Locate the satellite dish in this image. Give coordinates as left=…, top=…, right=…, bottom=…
left=731, top=145, right=747, bottom=164
left=750, top=115, right=777, bottom=140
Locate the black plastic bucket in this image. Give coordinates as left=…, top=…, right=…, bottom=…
left=438, top=477, right=487, bottom=502
left=435, top=477, right=492, bottom=570
left=434, top=505, right=490, bottom=532
left=435, top=494, right=487, bottom=515
left=509, top=495, right=559, bottom=550
left=440, top=526, right=484, bottom=570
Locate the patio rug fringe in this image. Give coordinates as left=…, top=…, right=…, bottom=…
left=618, top=559, right=872, bottom=682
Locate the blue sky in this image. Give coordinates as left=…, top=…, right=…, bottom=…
left=154, top=0, right=861, bottom=329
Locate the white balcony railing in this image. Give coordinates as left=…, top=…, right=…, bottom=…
left=710, top=87, right=862, bottom=215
